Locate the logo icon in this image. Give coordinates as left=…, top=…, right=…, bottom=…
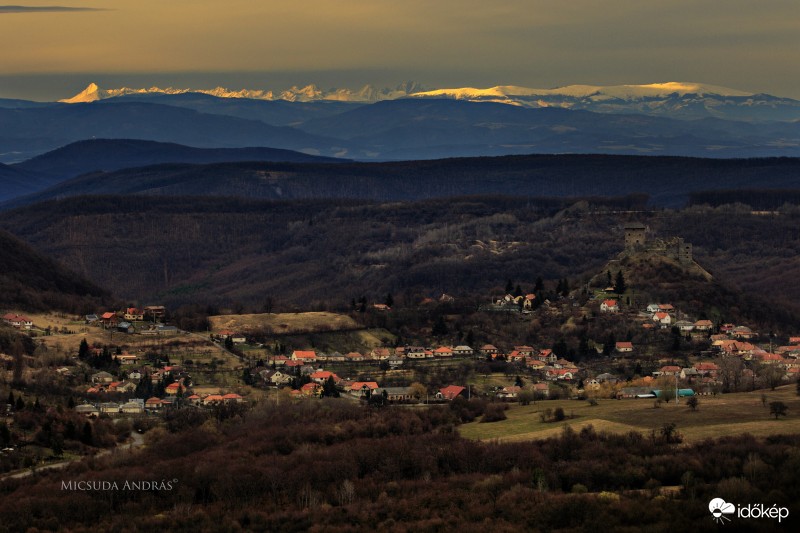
left=709, top=498, right=736, bottom=524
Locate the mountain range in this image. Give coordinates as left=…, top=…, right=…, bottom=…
left=60, top=81, right=800, bottom=122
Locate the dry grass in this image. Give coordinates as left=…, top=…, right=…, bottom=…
left=459, top=386, right=800, bottom=444
left=209, top=312, right=360, bottom=335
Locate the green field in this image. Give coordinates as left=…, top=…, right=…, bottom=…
left=459, top=385, right=800, bottom=444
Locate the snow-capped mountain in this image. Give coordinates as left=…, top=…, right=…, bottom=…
left=409, top=82, right=800, bottom=121
left=60, top=81, right=428, bottom=104
left=59, top=81, right=800, bottom=121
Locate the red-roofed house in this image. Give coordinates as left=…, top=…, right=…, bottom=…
left=203, top=394, right=225, bottom=406
left=600, top=300, right=619, bottom=312
left=350, top=382, right=379, bottom=398
left=694, top=320, right=714, bottom=331
left=434, top=346, right=454, bottom=357
left=222, top=393, right=244, bottom=403
left=615, top=341, right=634, bottom=353
left=437, top=385, right=466, bottom=400
left=291, top=350, right=317, bottom=363
left=300, top=383, right=321, bottom=396
left=100, top=312, right=118, bottom=326
left=652, top=312, right=672, bottom=327
left=656, top=365, right=681, bottom=376
left=310, top=371, right=340, bottom=384
left=145, top=397, right=163, bottom=411
left=2, top=313, right=33, bottom=329
left=789, top=337, right=800, bottom=345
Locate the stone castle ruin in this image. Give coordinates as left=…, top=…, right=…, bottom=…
left=622, top=222, right=693, bottom=265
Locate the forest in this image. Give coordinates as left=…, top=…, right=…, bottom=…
left=1, top=195, right=800, bottom=329
left=6, top=153, right=800, bottom=210
left=0, top=400, right=797, bottom=531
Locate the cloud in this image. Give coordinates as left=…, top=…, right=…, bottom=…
left=0, top=6, right=106, bottom=13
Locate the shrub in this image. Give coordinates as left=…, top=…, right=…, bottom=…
left=480, top=403, right=508, bottom=423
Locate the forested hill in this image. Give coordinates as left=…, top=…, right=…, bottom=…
left=1, top=195, right=799, bottom=329
left=12, top=138, right=344, bottom=184
left=0, top=228, right=109, bottom=313
left=5, top=154, right=800, bottom=210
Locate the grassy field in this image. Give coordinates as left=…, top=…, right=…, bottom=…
left=209, top=312, right=361, bottom=335
left=459, top=385, right=800, bottom=444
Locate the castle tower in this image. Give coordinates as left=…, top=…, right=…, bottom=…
left=623, top=222, right=647, bottom=250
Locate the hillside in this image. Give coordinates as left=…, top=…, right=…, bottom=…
left=0, top=195, right=798, bottom=329
left=5, top=139, right=343, bottom=198
left=6, top=154, right=800, bottom=210
left=0, top=101, right=346, bottom=163
left=0, top=228, right=109, bottom=313
left=0, top=163, right=54, bottom=202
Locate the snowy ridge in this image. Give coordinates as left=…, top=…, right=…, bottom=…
left=59, top=81, right=427, bottom=104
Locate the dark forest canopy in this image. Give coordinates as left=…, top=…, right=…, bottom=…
left=1, top=401, right=798, bottom=532
left=5, top=154, right=800, bottom=210
left=1, top=194, right=799, bottom=329
left=0, top=228, right=109, bottom=313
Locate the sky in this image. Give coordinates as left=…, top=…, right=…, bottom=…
left=1, top=0, right=799, bottom=100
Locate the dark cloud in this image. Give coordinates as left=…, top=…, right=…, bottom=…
left=0, top=6, right=105, bottom=13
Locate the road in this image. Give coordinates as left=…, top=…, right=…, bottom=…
left=1, top=425, right=146, bottom=481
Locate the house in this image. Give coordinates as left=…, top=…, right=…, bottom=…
left=114, top=353, right=138, bottom=365
left=85, top=314, right=99, bottom=324
left=674, top=320, right=695, bottom=332
left=124, top=308, right=144, bottom=321
left=350, top=382, right=379, bottom=398
left=655, top=365, right=681, bottom=376
left=434, top=347, right=454, bottom=357
left=260, top=369, right=292, bottom=386
left=646, top=304, right=661, bottom=313
left=527, top=359, right=547, bottom=369
left=156, top=325, right=179, bottom=335
left=373, top=387, right=414, bottom=402
left=756, top=352, right=786, bottom=365
left=143, top=306, right=166, bottom=320
left=2, top=313, right=33, bottom=329
left=596, top=373, right=619, bottom=384
left=453, top=345, right=474, bottom=356
left=732, top=326, right=757, bottom=340
left=111, top=381, right=137, bottom=393
left=100, top=312, right=118, bottom=326
left=291, top=350, right=318, bottom=363
left=789, top=336, right=800, bottom=345
left=187, top=394, right=202, bottom=406
left=652, top=312, right=672, bottom=327
left=514, top=346, right=534, bottom=356
left=523, top=294, right=536, bottom=309
left=497, top=386, right=521, bottom=400
left=533, top=383, right=550, bottom=398
left=91, top=371, right=115, bottom=384
left=165, top=382, right=185, bottom=396
left=694, top=362, right=719, bottom=376
left=370, top=348, right=391, bottom=360
left=600, top=300, right=619, bottom=312
left=345, top=352, right=365, bottom=362
left=145, top=397, right=163, bottom=411
left=222, top=393, right=244, bottom=403
left=75, top=404, right=99, bottom=417
left=99, top=402, right=120, bottom=415
left=310, top=371, right=340, bottom=385
left=480, top=344, right=499, bottom=357
left=372, top=304, right=391, bottom=311
left=694, top=320, right=714, bottom=331
left=507, top=350, right=525, bottom=362
left=120, top=401, right=144, bottom=414
left=203, top=394, right=225, bottom=406
left=230, top=334, right=246, bottom=344
left=437, top=385, right=467, bottom=401
left=615, top=341, right=634, bottom=353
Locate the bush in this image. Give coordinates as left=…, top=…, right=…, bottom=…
left=480, top=403, right=508, bottom=423
left=553, top=407, right=566, bottom=421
